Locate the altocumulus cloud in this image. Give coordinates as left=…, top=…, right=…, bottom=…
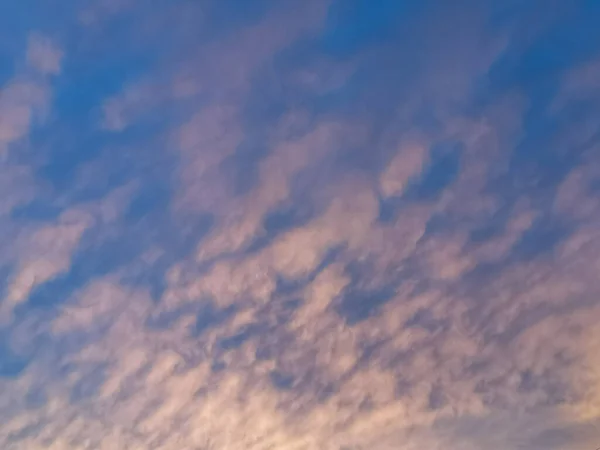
left=1, top=0, right=600, bottom=449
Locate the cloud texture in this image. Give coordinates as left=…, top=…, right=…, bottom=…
left=1, top=0, right=600, bottom=449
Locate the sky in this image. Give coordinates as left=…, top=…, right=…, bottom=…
left=1, top=0, right=600, bottom=449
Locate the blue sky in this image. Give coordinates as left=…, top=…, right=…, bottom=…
left=1, top=0, right=600, bottom=449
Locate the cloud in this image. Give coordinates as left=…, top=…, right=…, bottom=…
left=0, top=81, right=48, bottom=155
left=0, top=33, right=62, bottom=156
left=0, top=209, right=93, bottom=322
left=98, top=0, right=330, bottom=134
left=1, top=1, right=600, bottom=449
left=26, top=34, right=63, bottom=76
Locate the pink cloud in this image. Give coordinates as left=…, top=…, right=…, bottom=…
left=26, top=34, right=63, bottom=76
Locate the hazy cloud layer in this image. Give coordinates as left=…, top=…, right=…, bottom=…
left=1, top=1, right=600, bottom=449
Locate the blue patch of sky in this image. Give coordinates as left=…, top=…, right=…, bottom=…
left=244, top=199, right=317, bottom=255
left=204, top=0, right=276, bottom=38
left=336, top=260, right=404, bottom=325
left=321, top=0, right=425, bottom=57
left=16, top=196, right=214, bottom=315
left=23, top=0, right=279, bottom=213
left=257, top=0, right=431, bottom=123
left=270, top=370, right=294, bottom=390
left=25, top=385, right=47, bottom=409
left=20, top=238, right=145, bottom=312
left=0, top=0, right=74, bottom=60
left=10, top=200, right=63, bottom=222
left=471, top=0, right=600, bottom=214
left=193, top=301, right=238, bottom=338
left=405, top=141, right=463, bottom=201
left=0, top=264, right=15, bottom=304
left=35, top=53, right=155, bottom=194
left=0, top=337, right=29, bottom=378
left=510, top=215, right=573, bottom=261
left=0, top=52, right=15, bottom=87
left=486, top=1, right=600, bottom=90
left=69, top=364, right=107, bottom=402
left=23, top=0, right=296, bottom=216
left=253, top=36, right=357, bottom=120
left=124, top=178, right=171, bottom=223
left=217, top=324, right=258, bottom=351
left=220, top=138, right=271, bottom=196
